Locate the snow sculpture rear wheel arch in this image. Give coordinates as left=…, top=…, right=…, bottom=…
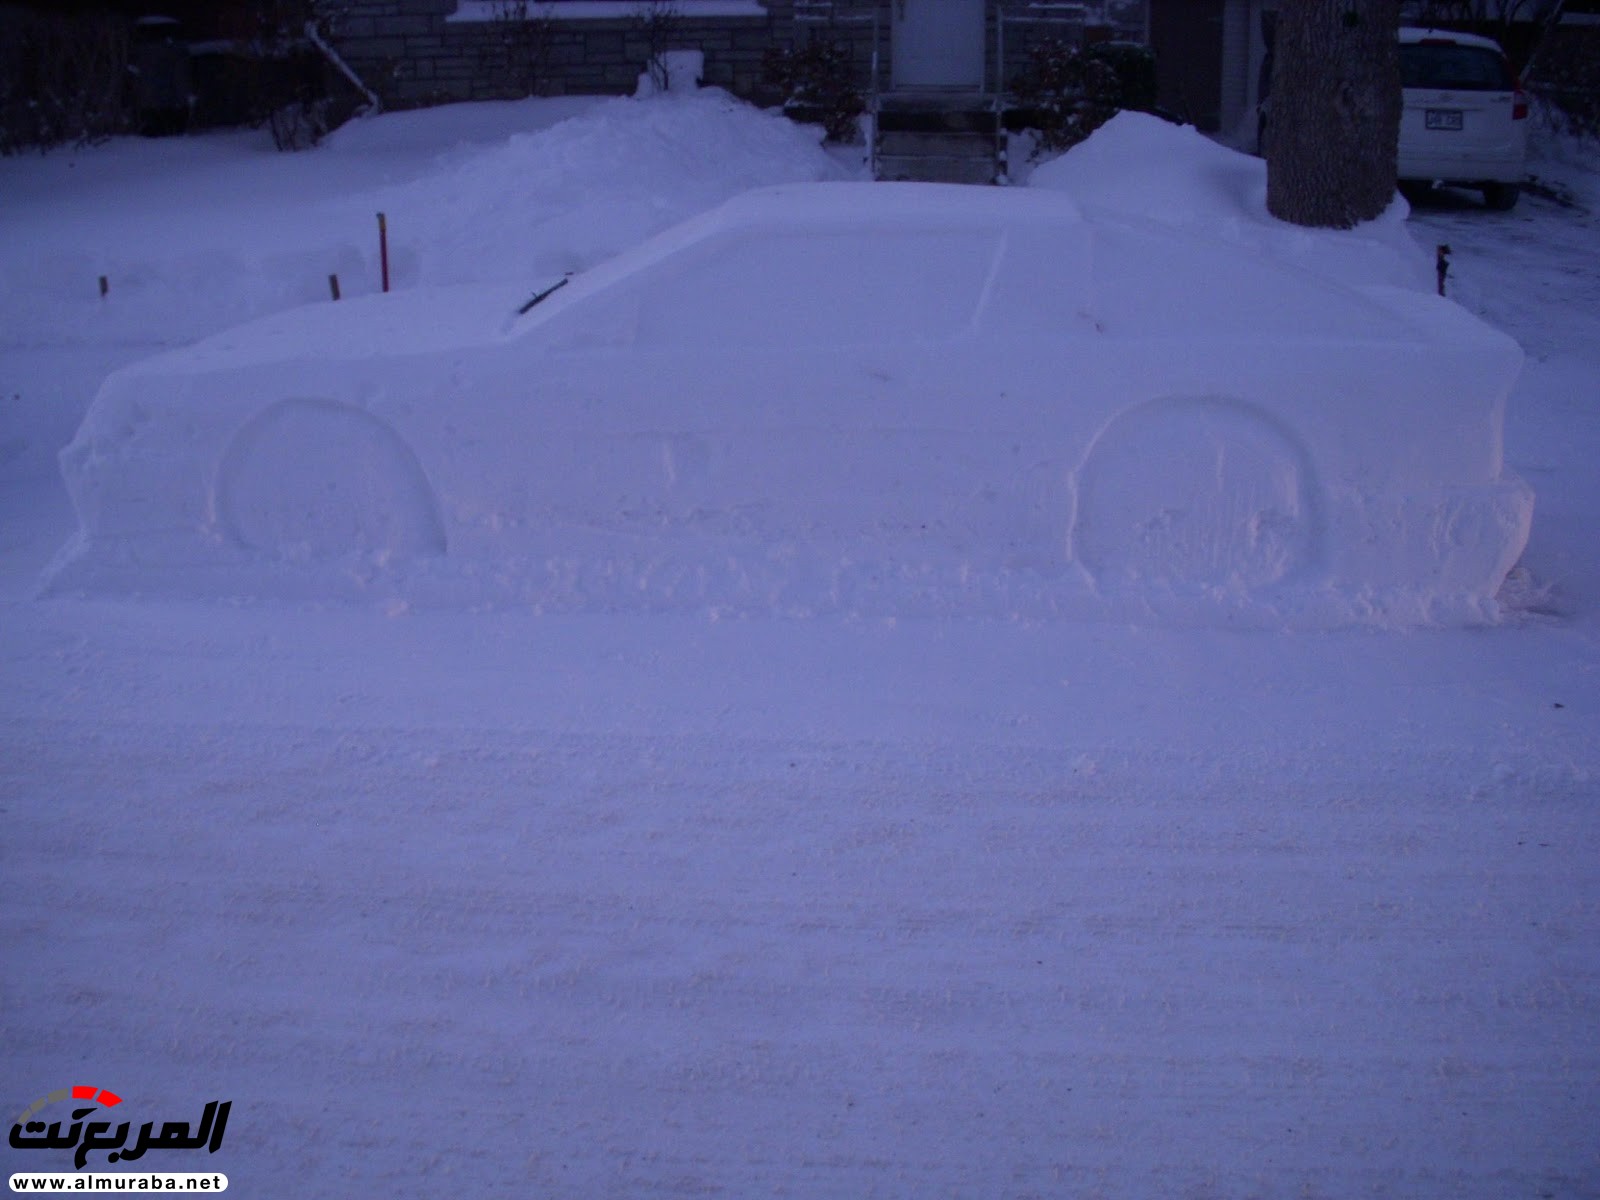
left=1068, top=396, right=1323, bottom=591
left=215, top=398, right=446, bottom=560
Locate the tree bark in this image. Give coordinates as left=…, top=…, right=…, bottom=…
left=1266, top=0, right=1402, bottom=229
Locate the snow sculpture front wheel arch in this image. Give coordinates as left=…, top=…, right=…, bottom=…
left=214, top=398, right=446, bottom=561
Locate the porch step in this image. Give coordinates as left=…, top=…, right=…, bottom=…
left=877, top=108, right=996, bottom=135
left=878, top=131, right=993, bottom=157
left=877, top=155, right=997, bottom=184
left=875, top=129, right=998, bottom=185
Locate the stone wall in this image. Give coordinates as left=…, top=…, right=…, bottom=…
left=324, top=1, right=1149, bottom=109
left=327, top=0, right=792, bottom=107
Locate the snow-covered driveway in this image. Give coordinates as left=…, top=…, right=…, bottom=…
left=3, top=97, right=1597, bottom=1197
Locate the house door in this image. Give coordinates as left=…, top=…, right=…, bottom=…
left=1149, top=0, right=1225, bottom=130
left=891, top=0, right=985, bottom=90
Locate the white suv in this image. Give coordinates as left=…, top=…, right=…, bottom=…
left=1399, top=27, right=1528, bottom=210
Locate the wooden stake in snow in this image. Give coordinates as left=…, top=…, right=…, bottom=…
left=377, top=212, right=390, bottom=293
left=329, top=273, right=341, bottom=301
left=1437, top=244, right=1451, bottom=297
left=98, top=275, right=109, bottom=298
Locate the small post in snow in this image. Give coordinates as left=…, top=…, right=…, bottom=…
left=377, top=212, right=390, bottom=293
left=98, top=275, right=109, bottom=298
left=1436, top=244, right=1451, bottom=297
left=329, top=273, right=341, bottom=301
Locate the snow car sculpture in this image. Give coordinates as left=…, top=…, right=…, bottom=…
left=52, top=183, right=1532, bottom=627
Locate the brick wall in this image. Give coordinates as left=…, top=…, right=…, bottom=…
left=324, top=1, right=1150, bottom=109
left=328, top=0, right=790, bottom=107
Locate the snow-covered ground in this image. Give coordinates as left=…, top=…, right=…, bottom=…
left=2, top=92, right=1597, bottom=1197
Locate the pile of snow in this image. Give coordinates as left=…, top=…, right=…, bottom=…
left=1029, top=112, right=1435, bottom=292
left=368, top=88, right=855, bottom=286
left=0, top=88, right=854, bottom=483
left=0, top=89, right=852, bottom=353
left=1526, top=118, right=1600, bottom=213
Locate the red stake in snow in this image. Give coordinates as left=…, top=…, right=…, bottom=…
left=378, top=212, right=390, bottom=293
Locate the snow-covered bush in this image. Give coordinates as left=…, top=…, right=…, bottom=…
left=479, top=0, right=558, bottom=99
left=1011, top=39, right=1132, bottom=155
left=761, top=40, right=864, bottom=144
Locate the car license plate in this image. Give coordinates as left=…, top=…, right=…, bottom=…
left=1426, top=109, right=1464, bottom=131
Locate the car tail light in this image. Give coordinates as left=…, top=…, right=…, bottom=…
left=1513, top=80, right=1528, bottom=119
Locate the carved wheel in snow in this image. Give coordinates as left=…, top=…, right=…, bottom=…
left=1068, top=397, right=1322, bottom=591
left=215, top=398, right=446, bottom=561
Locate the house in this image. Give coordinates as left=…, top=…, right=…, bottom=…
left=323, top=0, right=1266, bottom=134
left=0, top=0, right=1276, bottom=162
left=319, top=0, right=1287, bottom=179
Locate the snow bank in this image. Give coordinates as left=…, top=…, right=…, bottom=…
left=1526, top=121, right=1600, bottom=213
left=0, top=89, right=853, bottom=481
left=373, top=89, right=854, bottom=285
left=0, top=90, right=850, bottom=352
left=51, top=182, right=1531, bottom=628
left=1030, top=112, right=1435, bottom=293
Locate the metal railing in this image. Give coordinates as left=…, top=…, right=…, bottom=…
left=992, top=4, right=1094, bottom=181
left=995, top=3, right=1090, bottom=98
left=786, top=2, right=1114, bottom=182
left=793, top=0, right=882, bottom=175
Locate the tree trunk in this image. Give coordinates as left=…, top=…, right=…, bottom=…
left=1266, top=0, right=1402, bottom=229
